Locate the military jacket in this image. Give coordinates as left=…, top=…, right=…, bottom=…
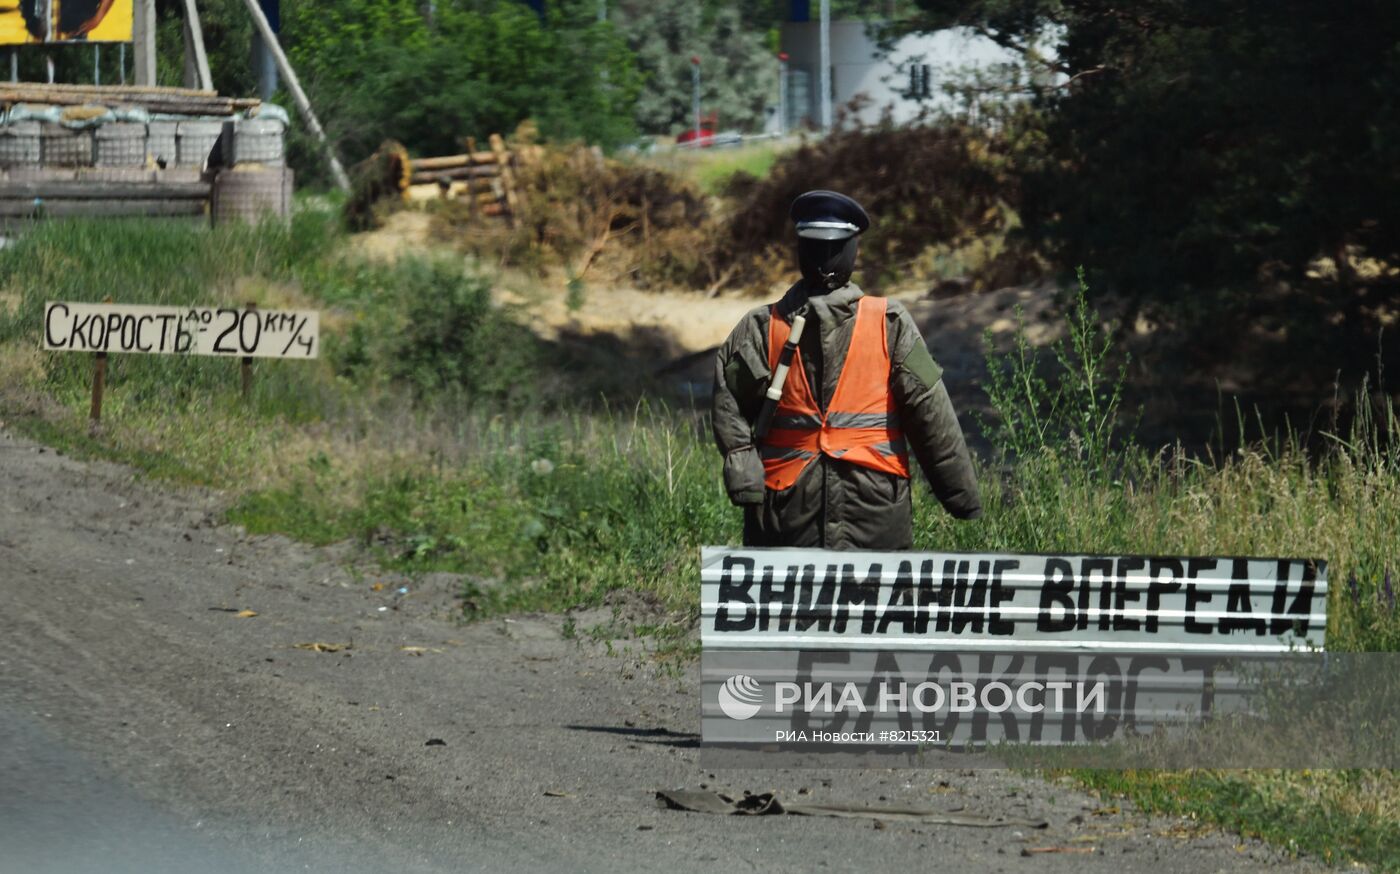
left=711, top=281, right=982, bottom=549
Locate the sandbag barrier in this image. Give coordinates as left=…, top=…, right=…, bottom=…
left=0, top=84, right=291, bottom=227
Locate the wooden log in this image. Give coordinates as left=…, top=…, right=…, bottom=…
left=132, top=103, right=233, bottom=116
left=418, top=165, right=501, bottom=180
left=0, top=83, right=259, bottom=113
left=0, top=198, right=207, bottom=217
left=405, top=183, right=443, bottom=202
left=435, top=185, right=501, bottom=205
left=411, top=151, right=502, bottom=171
left=180, top=0, right=214, bottom=91
left=489, top=133, right=519, bottom=222
left=405, top=181, right=504, bottom=206
left=463, top=139, right=479, bottom=219
left=89, top=350, right=107, bottom=435
left=411, top=154, right=470, bottom=171
left=0, top=96, right=248, bottom=116
left=458, top=178, right=490, bottom=194
left=409, top=165, right=501, bottom=185
left=0, top=84, right=244, bottom=105
left=0, top=181, right=211, bottom=199
left=4, top=82, right=220, bottom=95
left=0, top=166, right=205, bottom=184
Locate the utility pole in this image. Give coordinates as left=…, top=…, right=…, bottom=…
left=819, top=0, right=831, bottom=132
left=41, top=0, right=53, bottom=84
left=251, top=0, right=280, bottom=100
left=777, top=51, right=788, bottom=136
left=181, top=0, right=213, bottom=90
left=133, top=0, right=156, bottom=86
left=690, top=55, right=701, bottom=143
left=239, top=0, right=351, bottom=191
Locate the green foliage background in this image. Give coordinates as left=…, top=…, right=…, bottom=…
left=282, top=0, right=640, bottom=161
left=902, top=0, right=1400, bottom=318
left=610, top=0, right=777, bottom=135
left=13, top=0, right=796, bottom=177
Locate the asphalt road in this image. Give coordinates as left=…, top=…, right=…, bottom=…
left=0, top=425, right=1334, bottom=873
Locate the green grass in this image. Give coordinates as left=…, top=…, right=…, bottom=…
left=3, top=217, right=1397, bottom=642
left=1072, top=769, right=1400, bottom=871
left=1, top=218, right=1398, bottom=870
left=638, top=140, right=788, bottom=195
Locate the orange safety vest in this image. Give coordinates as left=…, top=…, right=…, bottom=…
left=761, top=295, right=911, bottom=491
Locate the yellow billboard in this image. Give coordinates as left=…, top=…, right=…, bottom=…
left=0, top=0, right=134, bottom=45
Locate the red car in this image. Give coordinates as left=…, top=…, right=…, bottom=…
left=676, top=128, right=716, bottom=147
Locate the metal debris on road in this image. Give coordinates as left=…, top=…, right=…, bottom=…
left=655, top=790, right=1048, bottom=827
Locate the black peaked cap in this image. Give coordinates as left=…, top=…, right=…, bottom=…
left=789, top=190, right=871, bottom=240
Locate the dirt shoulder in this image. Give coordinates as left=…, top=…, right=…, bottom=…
left=0, top=422, right=1332, bottom=872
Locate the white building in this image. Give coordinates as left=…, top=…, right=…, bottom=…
left=777, top=21, right=1032, bottom=129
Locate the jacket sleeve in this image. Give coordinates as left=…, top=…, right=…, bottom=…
left=887, top=304, right=983, bottom=520
left=711, top=310, right=770, bottom=506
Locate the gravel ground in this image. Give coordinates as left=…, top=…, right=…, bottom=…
left=0, top=424, right=1334, bottom=873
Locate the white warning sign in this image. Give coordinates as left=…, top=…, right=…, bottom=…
left=701, top=547, right=1328, bottom=652
left=43, top=301, right=318, bottom=359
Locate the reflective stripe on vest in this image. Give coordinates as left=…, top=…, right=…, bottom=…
left=761, top=295, right=912, bottom=491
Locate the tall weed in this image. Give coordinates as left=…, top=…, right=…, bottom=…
left=979, top=266, right=1130, bottom=472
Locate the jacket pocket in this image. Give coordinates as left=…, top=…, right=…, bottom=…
left=738, top=345, right=770, bottom=394
left=841, top=467, right=913, bottom=550
left=723, top=445, right=765, bottom=506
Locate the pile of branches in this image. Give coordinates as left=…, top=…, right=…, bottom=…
left=430, top=120, right=1042, bottom=295
left=717, top=121, right=1040, bottom=291
left=436, top=140, right=718, bottom=289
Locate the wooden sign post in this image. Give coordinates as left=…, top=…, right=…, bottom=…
left=88, top=295, right=113, bottom=436
left=88, top=351, right=107, bottom=436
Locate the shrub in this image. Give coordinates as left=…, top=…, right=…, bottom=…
left=325, top=258, right=542, bottom=404
left=715, top=118, right=1045, bottom=291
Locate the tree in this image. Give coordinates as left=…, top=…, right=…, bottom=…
left=55, top=0, right=641, bottom=186
left=900, top=0, right=1400, bottom=320
left=283, top=0, right=640, bottom=165
left=612, top=0, right=778, bottom=135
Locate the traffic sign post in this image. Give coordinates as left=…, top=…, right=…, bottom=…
left=43, top=300, right=319, bottom=432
